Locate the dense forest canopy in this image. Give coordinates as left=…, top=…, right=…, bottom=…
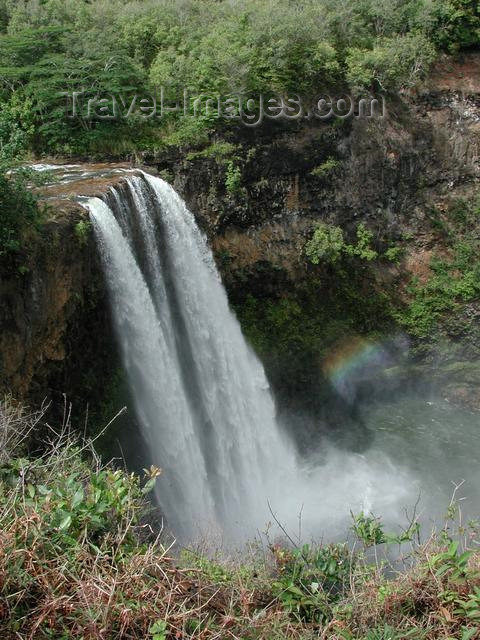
left=0, top=0, right=477, bottom=259
left=0, top=0, right=477, bottom=157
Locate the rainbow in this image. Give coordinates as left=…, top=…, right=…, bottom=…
left=322, top=336, right=391, bottom=402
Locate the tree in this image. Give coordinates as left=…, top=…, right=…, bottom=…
left=432, top=0, right=480, bottom=52
left=346, top=33, right=436, bottom=92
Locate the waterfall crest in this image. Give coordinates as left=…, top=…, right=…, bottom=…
left=85, top=173, right=414, bottom=542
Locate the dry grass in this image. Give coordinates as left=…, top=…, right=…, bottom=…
left=1, top=399, right=480, bottom=639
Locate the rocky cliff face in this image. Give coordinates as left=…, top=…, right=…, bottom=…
left=0, top=169, right=130, bottom=416
left=163, top=53, right=480, bottom=412
left=0, top=204, right=90, bottom=398
left=171, top=55, right=479, bottom=277
left=0, top=54, right=479, bottom=417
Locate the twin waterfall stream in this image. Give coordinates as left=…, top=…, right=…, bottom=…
left=85, top=172, right=418, bottom=543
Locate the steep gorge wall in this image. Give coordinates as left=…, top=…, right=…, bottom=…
left=0, top=197, right=118, bottom=417
left=159, top=55, right=480, bottom=412
left=0, top=54, right=479, bottom=417
left=172, top=63, right=479, bottom=278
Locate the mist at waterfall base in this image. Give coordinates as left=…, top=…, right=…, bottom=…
left=85, top=173, right=480, bottom=545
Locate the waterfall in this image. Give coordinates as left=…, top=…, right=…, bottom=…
left=85, top=173, right=296, bottom=539
left=85, top=173, right=415, bottom=542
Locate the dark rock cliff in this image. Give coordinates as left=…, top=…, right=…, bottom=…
left=0, top=201, right=116, bottom=411
left=0, top=54, right=479, bottom=420
left=162, top=54, right=480, bottom=413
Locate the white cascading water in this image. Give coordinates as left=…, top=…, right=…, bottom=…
left=85, top=173, right=416, bottom=542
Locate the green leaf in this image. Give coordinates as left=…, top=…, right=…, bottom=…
left=448, top=540, right=459, bottom=556
left=149, top=620, right=167, bottom=640
left=141, top=477, right=156, bottom=495
left=467, top=611, right=480, bottom=619
left=72, top=488, right=84, bottom=508
left=58, top=514, right=72, bottom=531
left=286, top=585, right=305, bottom=597
left=458, top=551, right=473, bottom=565
left=461, top=627, right=478, bottom=640
left=436, top=564, right=451, bottom=577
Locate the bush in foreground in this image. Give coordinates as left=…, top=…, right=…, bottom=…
left=1, top=399, right=480, bottom=639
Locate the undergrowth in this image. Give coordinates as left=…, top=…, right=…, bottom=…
left=396, top=196, right=480, bottom=338
left=1, top=399, right=480, bottom=639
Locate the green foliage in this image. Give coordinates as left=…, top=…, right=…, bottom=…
left=346, top=223, right=379, bottom=261
left=180, top=548, right=258, bottom=590
left=346, top=34, right=436, bottom=91
left=306, top=222, right=378, bottom=265
left=305, top=223, right=345, bottom=264
left=430, top=540, right=474, bottom=581
left=387, top=197, right=480, bottom=338
left=147, top=4, right=341, bottom=98
left=384, top=246, right=403, bottom=263
left=397, top=239, right=480, bottom=338
left=352, top=513, right=387, bottom=546
left=0, top=95, right=34, bottom=162
left=451, top=587, right=480, bottom=622
left=0, top=0, right=476, bottom=156
left=0, top=24, right=151, bottom=154
left=187, top=141, right=238, bottom=162
left=0, top=96, right=37, bottom=263
left=157, top=168, right=174, bottom=183
left=0, top=172, right=40, bottom=258
left=225, top=160, right=242, bottom=195
left=432, top=0, right=480, bottom=52
left=363, top=625, right=426, bottom=640
left=272, top=543, right=351, bottom=622
left=15, top=166, right=56, bottom=186
left=356, top=224, right=377, bottom=260
left=161, top=115, right=212, bottom=149
left=310, top=157, right=340, bottom=178
left=74, top=219, right=91, bottom=246
left=0, top=453, right=152, bottom=550
left=181, top=550, right=237, bottom=584
left=0, top=403, right=175, bottom=638
left=433, top=538, right=480, bottom=636
left=352, top=512, right=420, bottom=547
left=149, top=620, right=167, bottom=640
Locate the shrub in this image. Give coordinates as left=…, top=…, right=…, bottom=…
left=384, top=246, right=403, bottom=263
left=0, top=96, right=33, bottom=163
left=271, top=543, right=351, bottom=623
left=75, top=219, right=91, bottom=246
left=305, top=222, right=378, bottom=265
left=396, top=197, right=480, bottom=337
left=0, top=400, right=289, bottom=639
left=0, top=171, right=40, bottom=258
left=346, top=34, right=436, bottom=92
left=397, top=244, right=480, bottom=338
left=432, top=0, right=480, bottom=53
left=345, top=223, right=378, bottom=261
left=187, top=141, right=238, bottom=162
left=225, top=160, right=242, bottom=195
left=305, top=223, right=345, bottom=264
